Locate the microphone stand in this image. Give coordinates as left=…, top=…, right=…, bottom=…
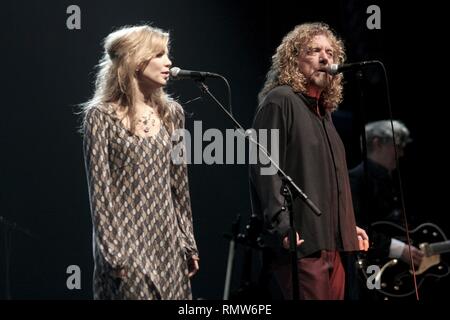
left=355, top=70, right=370, bottom=236
left=0, top=216, right=35, bottom=299
left=223, top=214, right=241, bottom=300
left=194, top=79, right=322, bottom=300
left=350, top=61, right=420, bottom=300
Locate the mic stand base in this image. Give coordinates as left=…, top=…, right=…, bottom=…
left=281, top=178, right=300, bottom=300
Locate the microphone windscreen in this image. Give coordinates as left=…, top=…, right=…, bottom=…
left=170, top=67, right=181, bottom=77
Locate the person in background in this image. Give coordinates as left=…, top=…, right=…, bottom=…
left=348, top=120, right=422, bottom=299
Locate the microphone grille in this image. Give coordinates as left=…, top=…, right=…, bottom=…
left=170, top=67, right=180, bottom=77
left=329, top=64, right=339, bottom=74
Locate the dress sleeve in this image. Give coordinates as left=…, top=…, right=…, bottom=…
left=83, top=108, right=126, bottom=269
left=170, top=104, right=199, bottom=259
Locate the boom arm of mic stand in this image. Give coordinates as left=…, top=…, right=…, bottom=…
left=195, top=80, right=322, bottom=300
left=0, top=216, right=36, bottom=238
left=195, top=81, right=321, bottom=216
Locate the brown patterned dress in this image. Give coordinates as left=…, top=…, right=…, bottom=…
left=83, top=103, right=198, bottom=300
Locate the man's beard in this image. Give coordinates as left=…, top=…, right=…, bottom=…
left=310, top=72, right=330, bottom=89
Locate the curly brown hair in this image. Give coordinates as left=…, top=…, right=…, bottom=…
left=258, top=22, right=346, bottom=110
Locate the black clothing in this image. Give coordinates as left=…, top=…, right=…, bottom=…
left=249, top=85, right=359, bottom=261
left=349, top=159, right=400, bottom=258
left=347, top=159, right=404, bottom=300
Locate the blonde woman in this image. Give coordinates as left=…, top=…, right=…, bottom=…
left=82, top=25, right=199, bottom=300
left=250, top=22, right=368, bottom=300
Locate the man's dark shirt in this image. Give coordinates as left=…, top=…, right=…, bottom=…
left=250, top=85, right=359, bottom=261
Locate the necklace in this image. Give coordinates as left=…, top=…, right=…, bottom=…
left=141, top=116, right=156, bottom=133
left=137, top=108, right=160, bottom=134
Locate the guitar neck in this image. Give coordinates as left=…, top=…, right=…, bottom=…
left=429, top=240, right=450, bottom=255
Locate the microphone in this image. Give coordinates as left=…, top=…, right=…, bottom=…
left=319, top=60, right=378, bottom=75
left=170, top=67, right=221, bottom=80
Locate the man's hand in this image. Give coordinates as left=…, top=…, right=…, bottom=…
left=356, top=226, right=369, bottom=251
left=188, top=255, right=200, bottom=278
left=400, top=245, right=424, bottom=268
left=282, top=232, right=305, bottom=250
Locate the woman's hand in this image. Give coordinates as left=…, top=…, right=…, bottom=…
left=188, top=255, right=200, bottom=278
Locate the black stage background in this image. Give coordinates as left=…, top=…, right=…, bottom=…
left=0, top=0, right=448, bottom=300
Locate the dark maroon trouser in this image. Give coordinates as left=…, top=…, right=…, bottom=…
left=272, top=250, right=345, bottom=300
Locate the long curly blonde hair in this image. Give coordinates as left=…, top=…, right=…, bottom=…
left=258, top=22, right=346, bottom=110
left=82, top=25, right=177, bottom=134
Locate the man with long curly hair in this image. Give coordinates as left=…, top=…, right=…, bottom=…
left=250, top=22, right=368, bottom=300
